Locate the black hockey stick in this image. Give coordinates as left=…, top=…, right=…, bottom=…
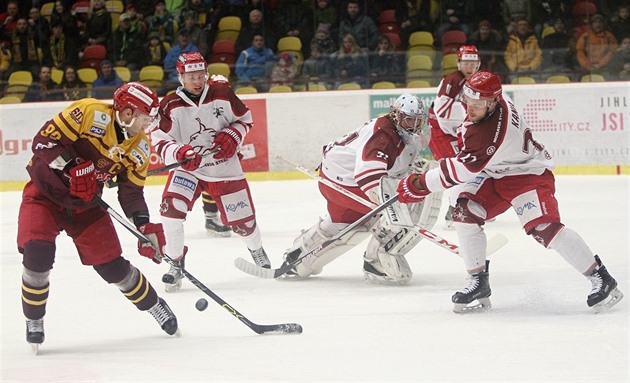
left=94, top=196, right=303, bottom=335
left=105, top=148, right=219, bottom=188
left=234, top=194, right=399, bottom=279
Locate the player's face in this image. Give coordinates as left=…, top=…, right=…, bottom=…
left=127, top=110, right=155, bottom=136
left=398, top=112, right=424, bottom=133
left=463, top=95, right=491, bottom=122
left=459, top=60, right=479, bottom=79
left=181, top=70, right=208, bottom=95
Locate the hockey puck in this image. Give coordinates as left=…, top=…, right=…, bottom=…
left=195, top=298, right=208, bottom=311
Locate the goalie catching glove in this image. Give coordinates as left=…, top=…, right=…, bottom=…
left=397, top=173, right=430, bottom=204
left=65, top=159, right=97, bottom=202
left=138, top=223, right=166, bottom=264
left=210, top=126, right=241, bottom=159
left=175, top=144, right=202, bottom=171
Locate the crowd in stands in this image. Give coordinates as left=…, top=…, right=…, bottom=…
left=1, top=0, right=628, bottom=102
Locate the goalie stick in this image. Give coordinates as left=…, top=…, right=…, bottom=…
left=275, top=154, right=508, bottom=258
left=94, top=196, right=303, bottom=335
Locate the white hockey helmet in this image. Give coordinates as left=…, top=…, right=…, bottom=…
left=389, top=93, right=427, bottom=135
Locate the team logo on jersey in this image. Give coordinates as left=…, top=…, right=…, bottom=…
left=130, top=149, right=145, bottom=166
left=35, top=142, right=57, bottom=150
left=93, top=111, right=111, bottom=126
left=486, top=146, right=496, bottom=155
left=97, top=158, right=110, bottom=168
left=90, top=126, right=106, bottom=136
left=137, top=139, right=150, bottom=158
left=213, top=106, right=224, bottom=118
left=69, top=107, right=83, bottom=124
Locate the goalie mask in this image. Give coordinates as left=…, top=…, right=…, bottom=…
left=389, top=94, right=428, bottom=143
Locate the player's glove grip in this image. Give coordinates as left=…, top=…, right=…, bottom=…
left=67, top=159, right=97, bottom=202
left=175, top=144, right=202, bottom=171
left=138, top=223, right=166, bottom=264
left=210, top=126, right=241, bottom=159
left=397, top=173, right=430, bottom=204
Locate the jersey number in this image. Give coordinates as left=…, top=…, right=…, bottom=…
left=323, top=132, right=359, bottom=155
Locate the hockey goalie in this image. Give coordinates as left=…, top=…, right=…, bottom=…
left=281, top=94, right=443, bottom=284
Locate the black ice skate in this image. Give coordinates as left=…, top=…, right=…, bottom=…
left=26, top=318, right=44, bottom=354
left=452, top=261, right=492, bottom=313
left=279, top=248, right=301, bottom=277
left=204, top=212, right=231, bottom=237
left=148, top=298, right=180, bottom=336
left=249, top=247, right=271, bottom=269
left=162, top=251, right=186, bottom=293
left=587, top=255, right=623, bottom=313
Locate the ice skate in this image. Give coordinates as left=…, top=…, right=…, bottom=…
left=249, top=247, right=271, bottom=269
left=26, top=318, right=44, bottom=354
left=148, top=297, right=180, bottom=336
left=452, top=261, right=492, bottom=313
left=279, top=248, right=301, bottom=278
left=587, top=255, right=623, bottom=313
left=204, top=212, right=231, bottom=237
left=362, top=259, right=394, bottom=284
left=162, top=251, right=186, bottom=293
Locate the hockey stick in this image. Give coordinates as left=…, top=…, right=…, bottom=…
left=94, top=196, right=303, bottom=335
left=276, top=154, right=508, bottom=259
left=105, top=148, right=219, bottom=188
left=234, top=195, right=399, bottom=279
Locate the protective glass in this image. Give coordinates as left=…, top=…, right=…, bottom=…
left=462, top=94, right=491, bottom=109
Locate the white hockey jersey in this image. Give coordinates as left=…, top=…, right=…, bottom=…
left=321, top=116, right=421, bottom=197
left=151, top=82, right=253, bottom=181
left=430, top=70, right=468, bottom=137
left=424, top=93, right=555, bottom=193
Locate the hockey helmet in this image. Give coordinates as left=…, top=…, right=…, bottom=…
left=462, top=70, right=502, bottom=108
left=176, top=52, right=207, bottom=75
left=457, top=45, right=481, bottom=74
left=389, top=93, right=427, bottom=134
left=113, top=82, right=159, bottom=117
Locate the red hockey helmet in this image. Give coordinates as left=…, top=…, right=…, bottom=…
left=113, top=82, right=159, bottom=117
left=176, top=52, right=207, bottom=75
left=457, top=45, right=481, bottom=74
left=463, top=70, right=502, bottom=102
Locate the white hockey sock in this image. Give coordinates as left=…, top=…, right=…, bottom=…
left=454, top=222, right=487, bottom=273
left=241, top=225, right=263, bottom=250
left=547, top=227, right=595, bottom=275
left=162, top=216, right=186, bottom=260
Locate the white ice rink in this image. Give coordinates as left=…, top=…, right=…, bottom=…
left=1, top=176, right=628, bottom=382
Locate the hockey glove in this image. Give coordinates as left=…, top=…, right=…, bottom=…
left=397, top=173, right=430, bottom=204
left=210, top=127, right=241, bottom=159
left=66, top=159, right=97, bottom=202
left=137, top=223, right=166, bottom=264
left=175, top=144, right=202, bottom=171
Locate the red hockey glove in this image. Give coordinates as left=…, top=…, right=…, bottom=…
left=210, top=127, right=241, bottom=159
left=67, top=160, right=97, bottom=202
left=138, top=223, right=166, bottom=264
left=397, top=173, right=430, bottom=204
left=175, top=144, right=202, bottom=171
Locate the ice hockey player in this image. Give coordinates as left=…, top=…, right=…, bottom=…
left=427, top=45, right=481, bottom=229
left=17, top=82, right=179, bottom=353
left=152, top=52, right=270, bottom=292
left=397, top=70, right=623, bottom=313
left=281, top=93, right=442, bottom=284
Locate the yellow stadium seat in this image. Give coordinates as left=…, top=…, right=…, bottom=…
left=511, top=76, right=536, bottom=84
left=407, top=46, right=437, bottom=61
left=139, top=65, right=164, bottom=81
left=77, top=68, right=98, bottom=84
left=113, top=66, right=131, bottom=82
left=234, top=86, right=258, bottom=94
left=307, top=83, right=327, bottom=91
left=337, top=82, right=362, bottom=90
left=0, top=96, right=22, bottom=104
left=207, top=62, right=231, bottom=78
left=269, top=85, right=293, bottom=93
left=546, top=75, right=571, bottom=83
left=40, top=2, right=54, bottom=21
left=542, top=26, right=555, bottom=39
left=408, top=31, right=434, bottom=49
left=105, top=0, right=124, bottom=13
left=371, top=81, right=396, bottom=89
left=215, top=16, right=242, bottom=42
left=8, top=71, right=33, bottom=85
left=3, top=84, right=29, bottom=100
left=441, top=53, right=458, bottom=76
left=406, top=55, right=433, bottom=80
left=51, top=68, right=63, bottom=84
left=406, top=80, right=432, bottom=88
left=581, top=74, right=605, bottom=82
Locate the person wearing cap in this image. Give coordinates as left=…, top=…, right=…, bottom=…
left=467, top=20, right=507, bottom=76
left=144, top=30, right=168, bottom=66
left=108, top=13, right=146, bottom=70
left=148, top=0, right=176, bottom=44
left=163, top=29, right=199, bottom=83
left=503, top=16, right=542, bottom=81
left=576, top=14, right=618, bottom=78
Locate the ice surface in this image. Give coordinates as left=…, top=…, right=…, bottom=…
left=2, top=176, right=628, bottom=382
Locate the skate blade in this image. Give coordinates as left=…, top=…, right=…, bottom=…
left=206, top=230, right=231, bottom=238
left=164, top=280, right=182, bottom=293
left=363, top=272, right=409, bottom=286
left=453, top=297, right=492, bottom=314
left=592, top=288, right=624, bottom=314
left=173, top=328, right=182, bottom=337
left=29, top=343, right=40, bottom=355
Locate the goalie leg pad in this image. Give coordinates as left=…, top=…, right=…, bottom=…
left=364, top=236, right=413, bottom=284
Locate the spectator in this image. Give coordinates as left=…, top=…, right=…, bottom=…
left=50, top=1, right=80, bottom=40
left=125, top=4, right=148, bottom=35
left=48, top=21, right=80, bottom=70
left=163, top=29, right=199, bottom=82
left=178, top=0, right=212, bottom=28
left=467, top=20, right=507, bottom=79
left=165, top=0, right=186, bottom=17
left=395, top=0, right=433, bottom=50
left=0, top=42, right=9, bottom=81
left=235, top=32, right=276, bottom=91
left=609, top=35, right=630, bottom=80
left=269, top=51, right=296, bottom=87
left=331, top=32, right=368, bottom=88
left=179, top=11, right=209, bottom=58
left=338, top=0, right=379, bottom=52
left=148, top=0, right=176, bottom=44
left=502, top=0, right=532, bottom=35
left=273, top=0, right=314, bottom=58
left=7, top=17, right=41, bottom=80
left=311, top=23, right=336, bottom=56
left=503, top=17, right=542, bottom=80
left=235, top=9, right=276, bottom=56
left=609, top=4, right=630, bottom=43
left=541, top=17, right=573, bottom=78
left=465, top=0, right=505, bottom=37
left=369, top=34, right=403, bottom=85
left=435, top=0, right=470, bottom=45
left=24, top=66, right=63, bottom=102
left=576, top=14, right=618, bottom=78
left=91, top=59, right=124, bottom=99
left=57, top=65, right=87, bottom=101
left=27, top=6, right=49, bottom=51
left=313, top=0, right=338, bottom=37
left=127, top=0, right=157, bottom=19
left=0, top=0, right=21, bottom=43
left=108, top=13, right=146, bottom=71
left=145, top=31, right=168, bottom=66
left=300, top=44, right=333, bottom=89
left=85, top=0, right=112, bottom=47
